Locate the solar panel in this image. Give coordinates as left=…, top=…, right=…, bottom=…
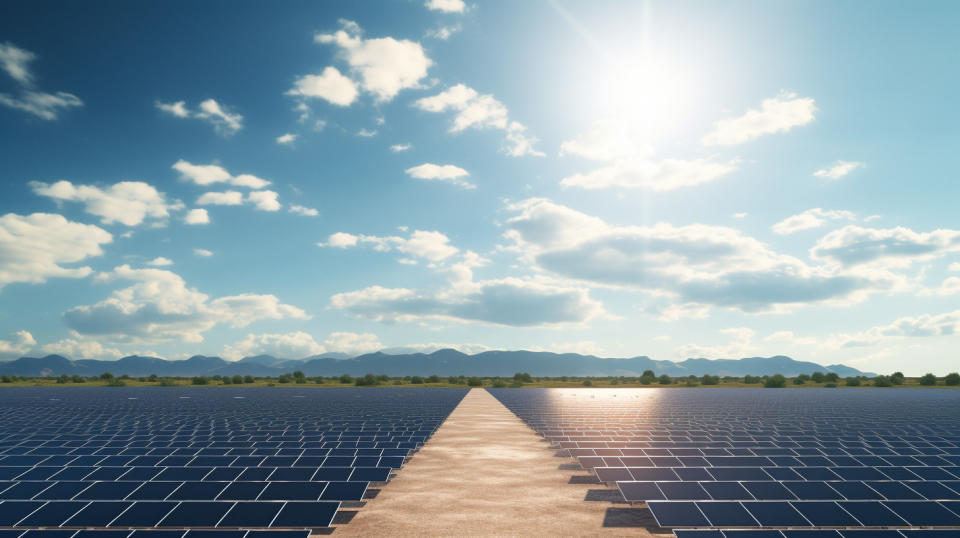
left=269, top=501, right=340, bottom=527
left=740, top=502, right=809, bottom=526
left=646, top=501, right=710, bottom=527
left=695, top=501, right=758, bottom=526
left=217, top=501, right=284, bottom=527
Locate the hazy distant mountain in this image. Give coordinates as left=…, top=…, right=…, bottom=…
left=0, top=350, right=874, bottom=378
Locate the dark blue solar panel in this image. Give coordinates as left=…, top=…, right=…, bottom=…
left=269, top=501, right=339, bottom=527
left=158, top=502, right=233, bottom=527
left=65, top=501, right=132, bottom=527
left=217, top=502, right=284, bottom=527
left=740, top=501, right=809, bottom=526
left=837, top=501, right=908, bottom=526
left=695, top=501, right=757, bottom=526
left=646, top=501, right=710, bottom=527
left=790, top=501, right=860, bottom=526
left=0, top=501, right=44, bottom=525
left=109, top=502, right=178, bottom=527
left=658, top=482, right=710, bottom=500
left=73, top=531, right=134, bottom=538
left=259, top=482, right=327, bottom=501
left=882, top=501, right=960, bottom=526
left=742, top=481, right=797, bottom=500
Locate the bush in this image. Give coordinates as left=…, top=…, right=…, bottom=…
left=56, top=374, right=69, bottom=384
left=685, top=377, right=698, bottom=387
left=824, top=372, right=840, bottom=383
left=582, top=379, right=593, bottom=386
left=106, top=378, right=126, bottom=387
left=71, top=375, right=85, bottom=383
left=339, top=374, right=353, bottom=384
left=639, top=374, right=655, bottom=385
left=811, top=372, right=825, bottom=383
left=945, top=373, right=960, bottom=386
left=824, top=383, right=837, bottom=388
left=99, top=372, right=114, bottom=380
left=277, top=374, right=291, bottom=384
left=191, top=376, right=210, bottom=385
left=230, top=375, right=243, bottom=384
left=159, top=378, right=177, bottom=386
left=764, top=374, right=787, bottom=388
left=466, top=377, right=482, bottom=387
left=872, top=375, right=892, bottom=387
left=392, top=379, right=403, bottom=385
left=642, top=370, right=655, bottom=378
left=609, top=379, right=618, bottom=385
left=792, top=377, right=805, bottom=385
left=845, top=377, right=861, bottom=386
left=244, top=375, right=255, bottom=383
left=920, top=373, right=938, bottom=386
left=491, top=380, right=507, bottom=388
left=221, top=377, right=232, bottom=385
left=355, top=374, right=380, bottom=386
left=292, top=371, right=307, bottom=383
left=513, top=372, right=533, bottom=383
left=699, top=375, right=719, bottom=386
left=658, top=374, right=672, bottom=385
left=743, top=375, right=762, bottom=384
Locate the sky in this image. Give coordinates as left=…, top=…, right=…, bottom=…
left=1, top=0, right=959, bottom=375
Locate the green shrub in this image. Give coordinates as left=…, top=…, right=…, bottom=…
left=642, top=370, right=655, bottom=378
left=467, top=377, right=483, bottom=387
left=701, top=375, right=719, bottom=385
left=582, top=379, right=592, bottom=386
left=873, top=375, right=892, bottom=387
left=824, top=383, right=837, bottom=388
left=355, top=374, right=380, bottom=386
left=513, top=372, right=533, bottom=383
left=792, top=377, right=805, bottom=385
left=99, top=372, right=114, bottom=380
left=106, top=378, right=126, bottom=387
left=743, top=375, right=762, bottom=384
left=492, top=380, right=507, bottom=388
left=392, top=379, right=403, bottom=385
left=610, top=379, right=618, bottom=385
left=920, top=373, right=937, bottom=386
left=231, top=375, right=243, bottom=384
left=339, top=374, right=353, bottom=384
left=221, top=377, right=232, bottom=385
left=159, top=378, right=177, bottom=386
left=824, top=372, right=840, bottom=383
left=639, top=374, right=655, bottom=385
left=426, top=374, right=440, bottom=383
left=56, top=374, right=69, bottom=384
left=811, top=372, right=825, bottom=383
left=410, top=376, right=424, bottom=384
left=191, top=376, right=210, bottom=385
left=71, top=375, right=85, bottom=383
left=277, top=374, right=291, bottom=384
left=658, top=374, right=672, bottom=385
left=764, top=374, right=787, bottom=388
left=244, top=375, right=255, bottom=383
left=845, top=377, right=861, bottom=386
left=945, top=372, right=960, bottom=386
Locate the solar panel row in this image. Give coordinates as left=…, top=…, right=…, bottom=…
left=489, top=388, right=960, bottom=531
left=0, top=531, right=309, bottom=538
left=0, top=480, right=368, bottom=500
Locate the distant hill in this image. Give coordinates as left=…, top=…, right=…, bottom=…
left=0, top=350, right=874, bottom=378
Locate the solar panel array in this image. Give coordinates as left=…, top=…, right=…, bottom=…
left=488, top=388, right=960, bottom=533
left=0, top=387, right=467, bottom=533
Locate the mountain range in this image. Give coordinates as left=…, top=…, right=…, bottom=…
left=0, top=350, right=873, bottom=378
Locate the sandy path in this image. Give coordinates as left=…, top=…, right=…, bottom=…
left=335, top=388, right=667, bottom=537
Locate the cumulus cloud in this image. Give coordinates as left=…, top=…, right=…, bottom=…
left=701, top=91, right=815, bottom=145
left=924, top=276, right=960, bottom=296
left=814, top=160, right=864, bottom=180
left=503, top=198, right=887, bottom=313
left=811, top=225, right=960, bottom=268
left=0, top=213, right=111, bottom=290
left=313, top=20, right=431, bottom=103
left=0, top=42, right=83, bottom=120
left=172, top=160, right=271, bottom=189
left=193, top=248, right=213, bottom=257
left=830, top=309, right=960, bottom=348
left=287, top=66, right=359, bottom=106
left=425, top=0, right=465, bottom=12
left=0, top=330, right=36, bottom=359
left=276, top=133, right=298, bottom=145
left=322, top=332, right=383, bottom=356
left=772, top=208, right=856, bottom=235
left=390, top=143, right=412, bottom=152
left=414, top=84, right=543, bottom=157
left=156, top=98, right=243, bottom=135
left=405, top=163, right=474, bottom=189
left=30, top=180, right=182, bottom=227
left=41, top=337, right=122, bottom=360
left=319, top=229, right=459, bottom=263
left=330, top=277, right=605, bottom=327
left=222, top=331, right=325, bottom=361
left=764, top=330, right=817, bottom=346
left=559, top=120, right=740, bottom=191
left=426, top=25, right=461, bottom=40
left=288, top=204, right=319, bottom=217
left=196, top=191, right=244, bottom=206
left=64, top=265, right=309, bottom=343
left=146, top=257, right=173, bottom=267
left=184, top=208, right=209, bottom=225
left=248, top=190, right=281, bottom=211
left=675, top=327, right=757, bottom=359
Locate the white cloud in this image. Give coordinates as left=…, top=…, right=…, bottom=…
left=675, top=327, right=757, bottom=359
left=30, top=180, right=181, bottom=227
left=146, top=257, right=173, bottom=267
left=193, top=248, right=213, bottom=257
left=195, top=98, right=243, bottom=135
left=0, top=213, right=111, bottom=290
left=812, top=225, right=960, bottom=268
left=425, top=0, right=465, bottom=12
left=331, top=277, right=605, bottom=327
left=196, top=191, right=244, bottom=206
left=414, top=84, right=543, bottom=157
left=184, top=208, right=209, bottom=225
left=925, top=276, right=960, bottom=296
left=288, top=204, right=319, bottom=217
left=276, top=133, right=298, bottom=145
left=0, top=90, right=83, bottom=120
left=156, top=99, right=243, bottom=135
left=390, top=143, right=412, bottom=152
left=41, top=337, right=122, bottom=360
left=701, top=91, right=816, bottom=145
left=323, top=332, right=383, bottom=356
left=0, top=43, right=83, bottom=120
left=426, top=25, right=461, bottom=40
left=287, top=66, right=359, bottom=106
left=764, top=330, right=816, bottom=346
left=248, top=190, right=281, bottom=212
left=830, top=309, right=960, bottom=348
left=733, top=213, right=748, bottom=219
left=64, top=265, right=309, bottom=343
left=561, top=156, right=741, bottom=191
left=950, top=262, right=960, bottom=272
left=503, top=198, right=888, bottom=313
left=156, top=100, right=189, bottom=118
left=0, top=42, right=36, bottom=85
left=222, top=331, right=325, bottom=361
left=172, top=160, right=271, bottom=189
left=314, top=20, right=431, bottom=103
left=772, top=208, right=856, bottom=235
left=405, top=163, right=474, bottom=189
left=814, top=160, right=865, bottom=180
left=319, top=229, right=459, bottom=262
left=357, top=128, right=377, bottom=137
left=0, top=330, right=36, bottom=359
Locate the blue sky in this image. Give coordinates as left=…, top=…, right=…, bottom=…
left=2, top=0, right=959, bottom=374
